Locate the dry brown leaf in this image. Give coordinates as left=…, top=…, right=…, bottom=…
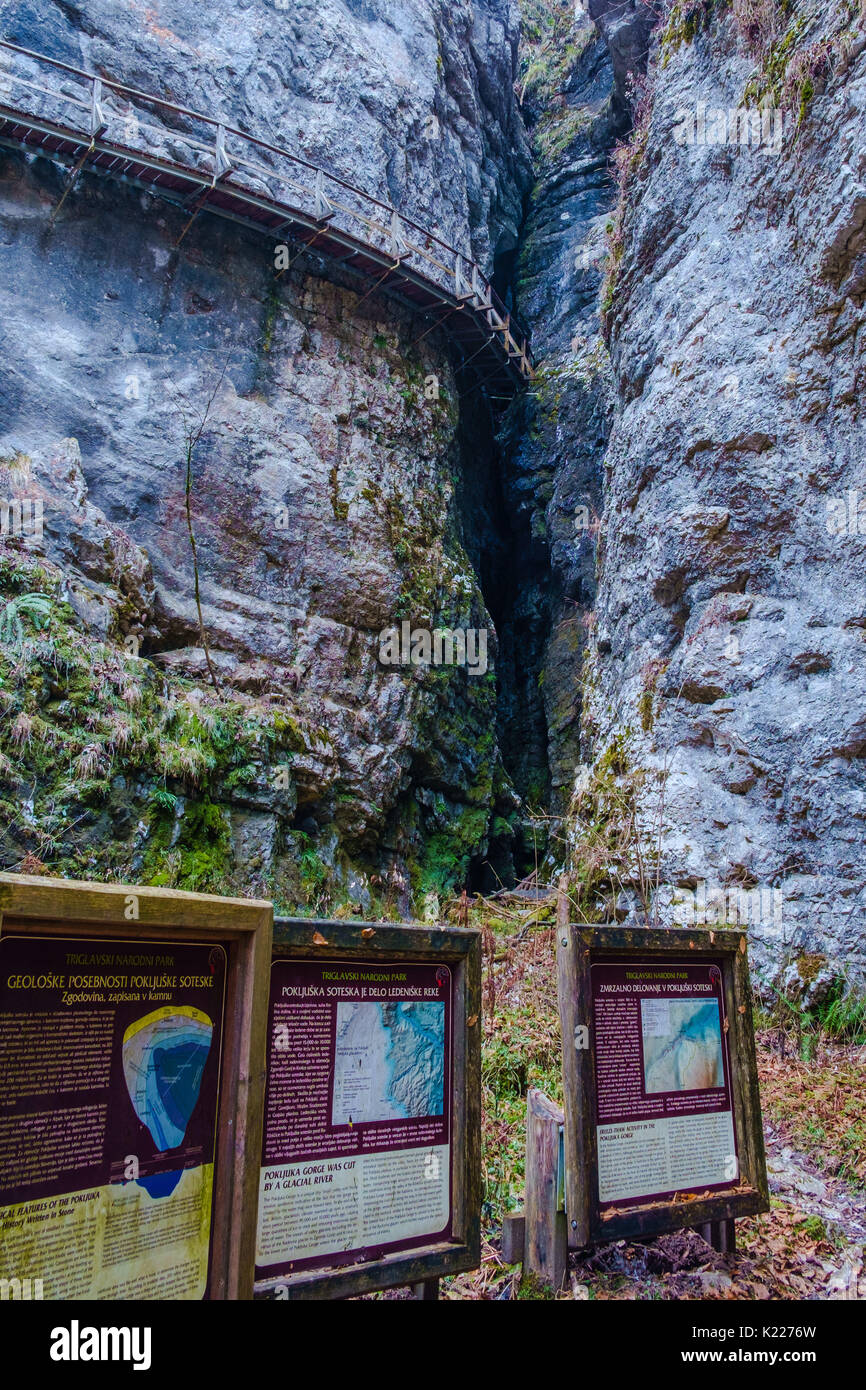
left=467, top=1014, right=479, bottom=1027
left=312, top=930, right=328, bottom=945
left=361, top=927, right=375, bottom=939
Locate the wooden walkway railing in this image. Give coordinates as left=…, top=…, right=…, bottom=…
left=0, top=40, right=532, bottom=390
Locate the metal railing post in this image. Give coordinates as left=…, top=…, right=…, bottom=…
left=90, top=76, right=107, bottom=138
left=214, top=123, right=233, bottom=182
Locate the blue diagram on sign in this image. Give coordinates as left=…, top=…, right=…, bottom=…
left=122, top=1007, right=213, bottom=1152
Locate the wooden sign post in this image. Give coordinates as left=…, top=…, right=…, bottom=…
left=0, top=872, right=271, bottom=1300
left=254, top=916, right=481, bottom=1300
left=556, top=888, right=769, bottom=1251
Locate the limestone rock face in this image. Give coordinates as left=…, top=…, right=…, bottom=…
left=587, top=0, right=658, bottom=116
left=1, top=0, right=530, bottom=268
left=505, top=10, right=623, bottom=812
left=0, top=438, right=155, bottom=641
left=583, top=3, right=866, bottom=982
left=0, top=0, right=532, bottom=907
left=509, top=0, right=865, bottom=985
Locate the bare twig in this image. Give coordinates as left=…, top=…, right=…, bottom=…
left=174, top=363, right=231, bottom=694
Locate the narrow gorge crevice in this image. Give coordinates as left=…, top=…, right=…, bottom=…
left=438, top=0, right=653, bottom=890
left=449, top=388, right=554, bottom=892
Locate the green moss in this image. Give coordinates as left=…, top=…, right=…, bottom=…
left=329, top=463, right=349, bottom=521
left=0, top=542, right=329, bottom=887
left=294, top=831, right=329, bottom=898
left=739, top=5, right=846, bottom=129
left=565, top=724, right=663, bottom=921
left=638, top=689, right=655, bottom=733
left=523, top=767, right=549, bottom=809
left=259, top=277, right=282, bottom=356
left=270, top=709, right=306, bottom=751
left=796, top=952, right=826, bottom=986
left=517, top=1, right=595, bottom=162
left=637, top=658, right=667, bottom=734
left=661, top=0, right=727, bottom=56
left=381, top=488, right=442, bottom=621
left=743, top=13, right=809, bottom=106
left=143, top=799, right=233, bottom=895
left=532, top=105, right=592, bottom=164
left=416, top=803, right=489, bottom=896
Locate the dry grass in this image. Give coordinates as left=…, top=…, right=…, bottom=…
left=732, top=0, right=786, bottom=55
left=757, top=1031, right=866, bottom=1189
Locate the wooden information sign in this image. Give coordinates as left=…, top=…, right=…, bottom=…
left=0, top=873, right=271, bottom=1300
left=556, top=900, right=769, bottom=1248
left=254, top=916, right=481, bottom=1300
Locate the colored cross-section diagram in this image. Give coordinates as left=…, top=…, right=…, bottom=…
left=122, top=1006, right=214, bottom=1152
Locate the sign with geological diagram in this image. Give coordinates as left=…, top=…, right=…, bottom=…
left=0, top=935, right=225, bottom=1300
left=0, top=874, right=271, bottom=1300
left=556, top=918, right=770, bottom=1247
left=254, top=919, right=481, bottom=1300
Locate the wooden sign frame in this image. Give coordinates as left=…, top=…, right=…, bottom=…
left=254, top=916, right=481, bottom=1300
left=556, top=903, right=769, bottom=1248
left=0, top=872, right=272, bottom=1299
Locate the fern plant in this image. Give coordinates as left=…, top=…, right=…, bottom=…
left=0, top=592, right=52, bottom=652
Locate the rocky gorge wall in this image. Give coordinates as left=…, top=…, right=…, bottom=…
left=0, top=0, right=538, bottom=913
left=559, top=0, right=866, bottom=991
left=1, top=0, right=864, bottom=994
left=491, top=0, right=866, bottom=993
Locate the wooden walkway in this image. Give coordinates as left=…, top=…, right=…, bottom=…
left=0, top=40, right=532, bottom=391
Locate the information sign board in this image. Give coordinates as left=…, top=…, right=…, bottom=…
left=0, top=873, right=271, bottom=1300
left=254, top=917, right=481, bottom=1300
left=556, top=916, right=769, bottom=1246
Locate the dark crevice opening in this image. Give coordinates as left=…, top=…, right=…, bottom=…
left=453, top=386, right=553, bottom=892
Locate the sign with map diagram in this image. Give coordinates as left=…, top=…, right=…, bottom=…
left=257, top=959, right=451, bottom=1276
left=591, top=960, right=736, bottom=1209
left=556, top=922, right=769, bottom=1247
left=254, top=918, right=481, bottom=1299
